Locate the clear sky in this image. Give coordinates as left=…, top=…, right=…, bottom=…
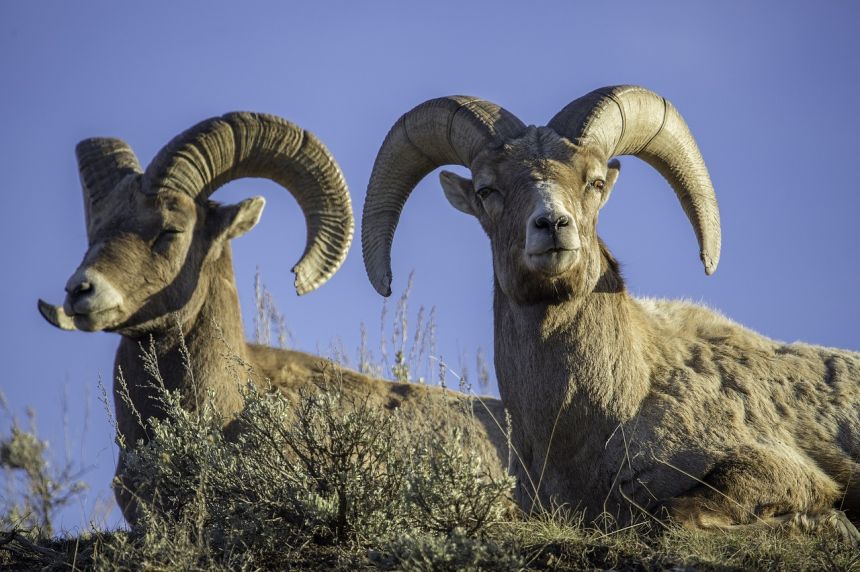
left=1, top=1, right=858, bottom=531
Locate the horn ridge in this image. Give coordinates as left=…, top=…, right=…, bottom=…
left=362, top=97, right=525, bottom=296
left=76, top=138, right=142, bottom=240
left=548, top=86, right=721, bottom=274
left=143, top=112, right=353, bottom=294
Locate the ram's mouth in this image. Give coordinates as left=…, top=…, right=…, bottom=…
left=38, top=300, right=122, bottom=332
left=530, top=246, right=573, bottom=256
left=526, top=248, right=579, bottom=275
left=71, top=307, right=123, bottom=332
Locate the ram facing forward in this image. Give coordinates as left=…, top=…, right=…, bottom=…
left=362, top=86, right=860, bottom=540
left=38, top=112, right=508, bottom=523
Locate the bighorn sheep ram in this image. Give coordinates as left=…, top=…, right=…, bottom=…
left=38, top=112, right=507, bottom=522
left=362, top=86, right=860, bottom=538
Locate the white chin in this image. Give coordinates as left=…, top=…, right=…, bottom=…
left=72, top=315, right=105, bottom=332
left=73, top=308, right=122, bottom=332
left=526, top=250, right=579, bottom=276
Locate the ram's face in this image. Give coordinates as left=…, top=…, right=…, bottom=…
left=44, top=175, right=264, bottom=335
left=57, top=177, right=202, bottom=333
left=440, top=127, right=619, bottom=303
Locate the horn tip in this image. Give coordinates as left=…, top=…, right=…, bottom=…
left=702, top=254, right=718, bottom=276
left=373, top=272, right=393, bottom=297
left=376, top=285, right=392, bottom=297
left=37, top=298, right=51, bottom=318
left=293, top=276, right=313, bottom=297
left=293, top=265, right=326, bottom=297
left=38, top=299, right=77, bottom=331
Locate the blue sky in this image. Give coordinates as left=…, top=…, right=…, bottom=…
left=1, top=1, right=858, bottom=531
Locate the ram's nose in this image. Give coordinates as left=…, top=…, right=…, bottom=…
left=63, top=268, right=122, bottom=315
left=64, top=268, right=92, bottom=315
left=526, top=204, right=581, bottom=254
left=65, top=277, right=93, bottom=297
left=531, top=212, right=571, bottom=233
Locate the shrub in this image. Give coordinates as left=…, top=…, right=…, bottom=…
left=0, top=393, right=87, bottom=538
left=406, top=427, right=513, bottom=537
left=109, top=356, right=513, bottom=568
left=370, top=529, right=523, bottom=572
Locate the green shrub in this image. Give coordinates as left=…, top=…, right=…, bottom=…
left=406, top=427, right=513, bottom=537
left=110, top=363, right=513, bottom=568
left=370, top=529, right=523, bottom=572
left=0, top=394, right=87, bottom=538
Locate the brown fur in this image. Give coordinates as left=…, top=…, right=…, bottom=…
left=440, top=127, right=860, bottom=531
left=48, top=175, right=508, bottom=523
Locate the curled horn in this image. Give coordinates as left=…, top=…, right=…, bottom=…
left=548, top=85, right=721, bottom=275
left=361, top=97, right=525, bottom=296
left=38, top=139, right=143, bottom=330
left=142, top=112, right=353, bottom=295
left=76, top=138, right=142, bottom=242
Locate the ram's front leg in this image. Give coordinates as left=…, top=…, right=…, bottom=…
left=668, top=445, right=858, bottom=543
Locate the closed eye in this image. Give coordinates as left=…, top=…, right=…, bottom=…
left=476, top=187, right=497, bottom=200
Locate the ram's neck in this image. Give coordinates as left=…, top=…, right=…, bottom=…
left=113, top=247, right=250, bottom=445
left=493, top=257, right=654, bottom=466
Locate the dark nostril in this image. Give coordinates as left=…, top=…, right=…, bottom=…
left=70, top=281, right=92, bottom=296
left=534, top=215, right=570, bottom=231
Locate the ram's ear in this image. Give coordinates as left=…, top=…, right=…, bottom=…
left=211, top=196, right=266, bottom=241
left=599, top=159, right=621, bottom=208
left=440, top=171, right=478, bottom=216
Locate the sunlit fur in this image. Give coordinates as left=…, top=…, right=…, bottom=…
left=49, top=177, right=508, bottom=524
left=442, top=126, right=860, bottom=532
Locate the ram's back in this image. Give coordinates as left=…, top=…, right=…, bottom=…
left=247, top=344, right=511, bottom=479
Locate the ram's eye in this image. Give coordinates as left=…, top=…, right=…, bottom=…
left=591, top=179, right=606, bottom=191
left=476, top=187, right=497, bottom=200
